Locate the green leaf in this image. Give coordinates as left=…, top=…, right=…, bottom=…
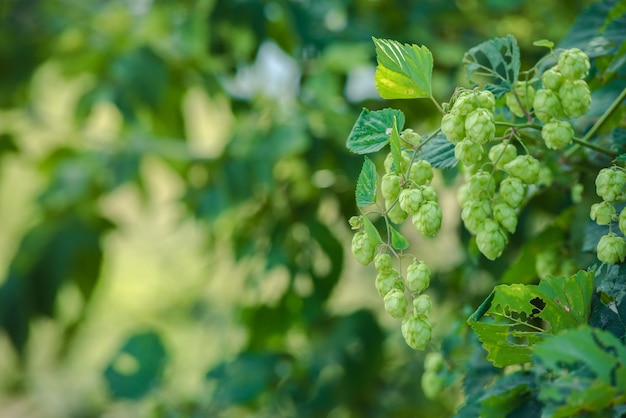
left=362, top=215, right=383, bottom=248
left=533, top=39, right=554, bottom=49
left=346, top=108, right=405, bottom=154
left=389, top=118, right=403, bottom=174
left=468, top=270, right=594, bottom=367
left=463, top=35, right=520, bottom=98
left=390, top=225, right=409, bottom=250
left=356, top=156, right=378, bottom=207
left=373, top=37, right=433, bottom=99
left=419, top=131, right=457, bottom=169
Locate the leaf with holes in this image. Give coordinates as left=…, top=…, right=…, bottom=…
left=463, top=35, right=520, bottom=98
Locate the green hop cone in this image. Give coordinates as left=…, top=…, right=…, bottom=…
left=597, top=233, right=626, bottom=265
left=558, top=79, right=591, bottom=118
left=413, top=294, right=432, bottom=316
left=535, top=249, right=559, bottom=279
left=476, top=219, right=507, bottom=260
left=493, top=201, right=518, bottom=234
left=424, top=352, right=444, bottom=372
left=384, top=152, right=394, bottom=174
left=401, top=314, right=432, bottom=350
left=533, top=89, right=564, bottom=123
left=384, top=289, right=408, bottom=318
left=420, top=185, right=439, bottom=203
left=476, top=90, right=496, bottom=112
left=506, top=81, right=535, bottom=118
left=409, top=160, right=434, bottom=185
left=401, top=128, right=422, bottom=146
left=381, top=173, right=402, bottom=200
left=538, top=166, right=554, bottom=187
left=348, top=215, right=363, bottom=230
left=499, top=176, right=526, bottom=208
left=541, top=119, right=574, bottom=150
left=440, top=112, right=465, bottom=144
left=399, top=188, right=424, bottom=214
left=488, top=142, right=517, bottom=169
left=461, top=199, right=492, bottom=235
left=504, top=155, right=541, bottom=184
left=467, top=171, right=495, bottom=201
left=465, top=108, right=495, bottom=144
left=375, top=268, right=402, bottom=298
left=406, top=261, right=431, bottom=293
left=386, top=199, right=408, bottom=224
left=421, top=370, right=445, bottom=400
left=374, top=253, right=394, bottom=273
left=351, top=231, right=376, bottom=265
left=558, top=48, right=590, bottom=80
left=412, top=201, right=442, bottom=237
left=595, top=167, right=626, bottom=202
left=620, top=208, right=626, bottom=236
left=541, top=67, right=564, bottom=91
left=452, top=90, right=478, bottom=116
left=454, top=138, right=484, bottom=166
left=590, top=201, right=616, bottom=225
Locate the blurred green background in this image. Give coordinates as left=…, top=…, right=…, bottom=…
left=0, top=0, right=592, bottom=417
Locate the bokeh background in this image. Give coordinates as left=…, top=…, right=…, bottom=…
left=0, top=0, right=593, bottom=417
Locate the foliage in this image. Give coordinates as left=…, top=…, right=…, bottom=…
left=0, top=0, right=620, bottom=417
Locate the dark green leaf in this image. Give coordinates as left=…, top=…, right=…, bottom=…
left=346, top=108, right=405, bottom=154
left=419, top=131, right=457, bottom=169
left=390, top=225, right=409, bottom=250
left=463, top=35, right=520, bottom=98
left=356, top=156, right=378, bottom=207
left=373, top=38, right=433, bottom=99
left=104, top=331, right=167, bottom=399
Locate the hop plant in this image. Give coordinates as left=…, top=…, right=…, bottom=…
left=597, top=233, right=626, bottom=264
left=488, top=142, right=517, bottom=169
left=476, top=90, right=496, bottom=112
left=381, top=173, right=402, bottom=200
left=493, top=201, right=518, bottom=234
left=401, top=128, right=422, bottom=146
left=399, top=188, right=424, bottom=214
left=424, top=352, right=444, bottom=372
left=620, top=208, right=626, bottom=236
left=499, top=176, right=526, bottom=208
left=421, top=185, right=439, bottom=203
left=504, top=155, right=541, bottom=184
left=409, top=159, right=434, bottom=185
left=558, top=79, right=591, bottom=118
left=452, top=90, right=479, bottom=116
left=461, top=199, right=492, bottom=235
left=590, top=201, right=616, bottom=225
left=533, top=89, right=564, bottom=123
left=412, top=201, right=442, bottom=237
left=454, top=138, right=484, bottom=166
left=401, top=314, right=432, bottom=350
left=421, top=370, right=445, bottom=400
left=466, top=171, right=495, bottom=201
left=558, top=48, right=590, bottom=80
left=413, top=294, right=432, bottom=315
left=476, top=218, right=507, bottom=260
left=386, top=199, right=408, bottom=224
left=465, top=108, right=495, bottom=144
left=406, top=261, right=431, bottom=293
left=440, top=112, right=465, bottom=143
left=506, top=81, right=535, bottom=118
left=595, top=167, right=626, bottom=202
left=541, top=119, right=574, bottom=150
left=384, top=289, right=408, bottom=318
left=351, top=231, right=376, bottom=265
left=541, top=67, right=564, bottom=91
left=535, top=248, right=559, bottom=279
left=374, top=253, right=394, bottom=273
left=375, top=268, right=402, bottom=298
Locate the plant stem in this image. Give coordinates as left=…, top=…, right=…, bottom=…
left=571, top=136, right=616, bottom=156
left=581, top=86, right=626, bottom=143
left=430, top=95, right=445, bottom=115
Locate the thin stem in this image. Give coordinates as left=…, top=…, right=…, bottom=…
left=430, top=95, right=445, bottom=115
left=581, top=86, right=626, bottom=144
left=571, top=136, right=616, bottom=157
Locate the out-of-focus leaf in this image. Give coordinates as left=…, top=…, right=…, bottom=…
left=419, top=131, right=457, bottom=169
left=356, top=156, right=378, bottom=207
left=463, top=35, right=520, bottom=98
left=104, top=331, right=168, bottom=399
left=373, top=38, right=433, bottom=99
left=346, top=108, right=405, bottom=154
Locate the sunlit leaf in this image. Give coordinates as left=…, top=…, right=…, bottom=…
left=463, top=35, right=520, bottom=98
left=533, top=39, right=554, bottom=49
left=373, top=37, right=433, bottom=99
left=356, top=156, right=378, bottom=207
left=346, top=108, right=405, bottom=154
